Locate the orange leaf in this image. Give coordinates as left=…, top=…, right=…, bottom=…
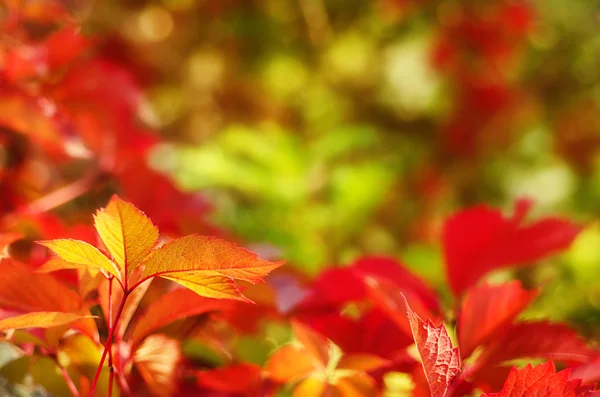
left=0, top=312, right=92, bottom=331
left=35, top=257, right=83, bottom=273
left=94, top=195, right=158, bottom=276
left=265, top=345, right=318, bottom=383
left=406, top=297, right=461, bottom=397
left=141, top=235, right=283, bottom=284
left=337, top=354, right=390, bottom=372
left=0, top=258, right=82, bottom=313
left=130, top=288, right=229, bottom=345
left=133, top=334, right=181, bottom=397
left=294, top=376, right=328, bottom=397
left=161, top=272, right=250, bottom=302
left=0, top=232, right=22, bottom=256
left=37, top=239, right=121, bottom=280
left=292, top=320, right=331, bottom=369
left=334, top=373, right=379, bottom=397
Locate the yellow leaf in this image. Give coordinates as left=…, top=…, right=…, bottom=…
left=162, top=272, right=250, bottom=302
left=0, top=312, right=92, bottom=331
left=141, top=235, right=283, bottom=283
left=37, top=239, right=121, bottom=280
left=35, top=257, right=82, bottom=273
left=94, top=195, right=158, bottom=276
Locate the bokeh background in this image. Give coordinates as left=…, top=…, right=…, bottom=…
left=74, top=0, right=600, bottom=333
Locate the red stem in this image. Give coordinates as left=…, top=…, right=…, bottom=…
left=107, top=277, right=114, bottom=397
left=60, top=365, right=80, bottom=397
left=88, top=291, right=129, bottom=397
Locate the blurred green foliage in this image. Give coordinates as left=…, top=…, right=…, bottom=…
left=87, top=0, right=600, bottom=328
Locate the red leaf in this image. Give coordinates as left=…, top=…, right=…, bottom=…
left=458, top=281, right=538, bottom=358
left=405, top=298, right=461, bottom=397
left=443, top=199, right=581, bottom=295
left=130, top=288, right=229, bottom=345
left=477, top=321, right=596, bottom=369
left=195, top=363, right=262, bottom=394
left=482, top=362, right=598, bottom=397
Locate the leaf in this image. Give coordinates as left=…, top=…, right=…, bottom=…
left=477, top=321, right=596, bottom=368
left=133, top=334, right=181, bottom=397
left=162, top=272, right=249, bottom=302
left=294, top=376, right=328, bottom=397
left=37, top=239, right=121, bottom=280
left=131, top=288, right=229, bottom=345
left=405, top=297, right=461, bottom=397
left=0, top=258, right=82, bottom=313
left=482, top=362, right=598, bottom=397
left=265, top=345, right=318, bottom=383
left=94, top=195, right=158, bottom=276
left=443, top=200, right=581, bottom=295
left=333, top=373, right=379, bottom=397
left=292, top=320, right=332, bottom=369
left=337, top=354, right=391, bottom=372
left=364, top=276, right=436, bottom=339
left=195, top=363, right=262, bottom=394
left=35, top=257, right=83, bottom=273
left=458, top=281, right=538, bottom=358
left=141, top=234, right=283, bottom=283
left=0, top=312, right=91, bottom=331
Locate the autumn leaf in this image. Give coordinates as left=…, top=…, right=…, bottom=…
left=443, top=199, right=581, bottom=296
left=458, top=281, right=538, bottom=358
left=0, top=312, right=93, bottom=331
left=140, top=234, right=283, bottom=290
left=37, top=239, right=121, bottom=280
left=130, top=288, right=229, bottom=345
left=405, top=297, right=461, bottom=397
left=265, top=321, right=387, bottom=397
left=161, top=272, right=248, bottom=302
left=195, top=363, right=262, bottom=394
left=0, top=232, right=22, bottom=257
left=476, top=321, right=596, bottom=368
left=94, top=195, right=158, bottom=276
left=0, top=258, right=82, bottom=313
left=133, top=334, right=181, bottom=397
left=482, top=362, right=599, bottom=397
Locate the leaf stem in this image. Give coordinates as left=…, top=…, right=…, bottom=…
left=89, top=290, right=129, bottom=397
left=60, top=365, right=80, bottom=397
left=108, top=277, right=114, bottom=397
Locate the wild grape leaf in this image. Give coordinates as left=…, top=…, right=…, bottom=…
left=482, top=362, right=599, bottom=397
left=130, top=288, right=230, bottom=345
left=365, top=276, right=436, bottom=339
left=0, top=312, right=92, bottom=331
left=37, top=239, right=121, bottom=280
left=443, top=199, right=581, bottom=295
left=0, top=258, right=81, bottom=313
left=195, top=363, right=262, bottom=394
left=265, top=321, right=388, bottom=397
left=405, top=298, right=461, bottom=397
left=477, top=321, right=596, bottom=369
left=140, top=234, right=283, bottom=286
left=133, top=334, right=181, bottom=397
left=458, top=281, right=538, bottom=358
left=161, top=272, right=248, bottom=302
left=571, top=358, right=600, bottom=385
left=94, top=195, right=158, bottom=276
left=354, top=256, right=440, bottom=313
left=265, top=345, right=318, bottom=383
